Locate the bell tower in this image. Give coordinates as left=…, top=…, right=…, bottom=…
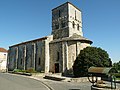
left=52, top=2, right=83, bottom=39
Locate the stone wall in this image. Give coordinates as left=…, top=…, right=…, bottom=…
left=8, top=38, right=47, bottom=72
left=8, top=47, right=17, bottom=71
left=67, top=41, right=77, bottom=70
left=52, top=2, right=83, bottom=39
left=49, top=42, right=63, bottom=73
left=49, top=40, right=91, bottom=74
left=68, top=3, right=83, bottom=37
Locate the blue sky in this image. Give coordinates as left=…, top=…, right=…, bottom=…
left=0, top=0, right=120, bottom=63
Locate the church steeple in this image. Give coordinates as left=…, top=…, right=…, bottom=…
left=51, top=2, right=83, bottom=39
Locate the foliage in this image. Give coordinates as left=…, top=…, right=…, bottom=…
left=73, top=47, right=112, bottom=77
left=26, top=68, right=37, bottom=73
left=13, top=68, right=37, bottom=73
left=112, top=73, right=120, bottom=78
left=13, top=69, right=25, bottom=72
left=113, top=61, right=120, bottom=71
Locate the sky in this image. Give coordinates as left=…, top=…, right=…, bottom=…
left=0, top=0, right=120, bottom=63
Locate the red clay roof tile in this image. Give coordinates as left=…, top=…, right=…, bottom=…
left=0, top=48, right=8, bottom=52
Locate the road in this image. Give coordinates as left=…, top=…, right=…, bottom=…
left=0, top=73, right=49, bottom=90
left=0, top=73, right=119, bottom=90
left=40, top=79, right=91, bottom=90
left=0, top=73, right=91, bottom=90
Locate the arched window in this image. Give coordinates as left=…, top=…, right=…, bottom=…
left=58, top=10, right=61, bottom=17
left=75, top=10, right=76, bottom=20
left=57, top=52, right=59, bottom=61
left=61, top=21, right=65, bottom=28
left=73, top=21, right=75, bottom=28
left=21, top=58, right=22, bottom=65
left=55, top=23, right=59, bottom=29
left=38, top=57, right=41, bottom=65
left=77, top=24, right=79, bottom=30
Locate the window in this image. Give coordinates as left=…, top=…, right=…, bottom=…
left=55, top=23, right=59, bottom=29
left=32, top=45, right=34, bottom=52
left=21, top=58, right=22, bottom=65
left=61, top=21, right=65, bottom=28
left=73, top=21, right=75, bottom=28
left=75, top=10, right=76, bottom=20
left=57, top=52, right=59, bottom=61
left=77, top=24, right=79, bottom=30
left=58, top=10, right=61, bottom=17
left=38, top=57, right=41, bottom=65
left=4, top=54, right=6, bottom=59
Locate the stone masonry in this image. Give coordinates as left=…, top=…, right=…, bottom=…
left=8, top=2, right=92, bottom=75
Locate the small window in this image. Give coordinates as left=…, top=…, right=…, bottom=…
left=55, top=23, right=59, bottom=29
left=21, top=58, right=22, bottom=65
left=38, top=58, right=41, bottom=65
left=57, top=52, right=59, bottom=61
left=32, top=45, right=34, bottom=51
left=61, top=21, right=65, bottom=28
left=58, top=10, right=61, bottom=17
left=73, top=21, right=75, bottom=28
left=77, top=24, right=79, bottom=30
left=75, top=10, right=76, bottom=20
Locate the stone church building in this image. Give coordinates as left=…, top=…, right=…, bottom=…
left=8, top=2, right=92, bottom=74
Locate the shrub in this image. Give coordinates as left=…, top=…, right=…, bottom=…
left=26, top=68, right=37, bottom=73
left=73, top=47, right=112, bottom=77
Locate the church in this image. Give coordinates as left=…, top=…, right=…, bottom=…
left=8, top=2, right=92, bottom=75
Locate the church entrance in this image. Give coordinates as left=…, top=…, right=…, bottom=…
left=55, top=63, right=59, bottom=73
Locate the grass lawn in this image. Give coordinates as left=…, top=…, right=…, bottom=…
left=116, top=78, right=120, bottom=80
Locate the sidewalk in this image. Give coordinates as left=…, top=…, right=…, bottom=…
left=31, top=73, right=89, bottom=83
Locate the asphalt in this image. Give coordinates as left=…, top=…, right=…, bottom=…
left=1, top=72, right=120, bottom=90
left=0, top=73, right=49, bottom=90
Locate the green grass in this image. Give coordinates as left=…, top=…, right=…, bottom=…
left=13, top=68, right=37, bottom=73
left=116, top=78, right=120, bottom=80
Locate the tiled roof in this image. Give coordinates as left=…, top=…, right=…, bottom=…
left=9, top=36, right=48, bottom=48
left=50, top=34, right=93, bottom=44
left=0, top=48, right=7, bottom=52
left=88, top=67, right=118, bottom=74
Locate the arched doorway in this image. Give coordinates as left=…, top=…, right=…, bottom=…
left=55, top=63, right=59, bottom=73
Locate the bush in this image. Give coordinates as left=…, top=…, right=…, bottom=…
left=112, top=73, right=120, bottom=78
left=13, top=68, right=37, bottom=73
left=13, top=69, right=22, bottom=72
left=73, top=47, right=112, bottom=77
left=26, top=68, right=37, bottom=73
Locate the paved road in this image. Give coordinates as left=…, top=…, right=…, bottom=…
left=43, top=80, right=91, bottom=90
left=0, top=73, right=48, bottom=90
left=0, top=73, right=92, bottom=90
left=32, top=76, right=91, bottom=90
left=1, top=73, right=119, bottom=90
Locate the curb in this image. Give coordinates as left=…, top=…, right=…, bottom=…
left=29, top=76, right=54, bottom=90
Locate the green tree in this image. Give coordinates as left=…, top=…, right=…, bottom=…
left=73, top=47, right=112, bottom=77
left=113, top=61, right=120, bottom=71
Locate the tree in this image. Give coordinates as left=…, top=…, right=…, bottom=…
left=113, top=61, right=120, bottom=71
left=73, top=47, right=112, bottom=77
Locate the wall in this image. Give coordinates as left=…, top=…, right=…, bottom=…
left=8, top=39, right=46, bottom=72
left=68, top=3, right=83, bottom=37
left=8, top=47, right=17, bottom=71
left=0, top=52, right=7, bottom=72
left=49, top=42, right=63, bottom=73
